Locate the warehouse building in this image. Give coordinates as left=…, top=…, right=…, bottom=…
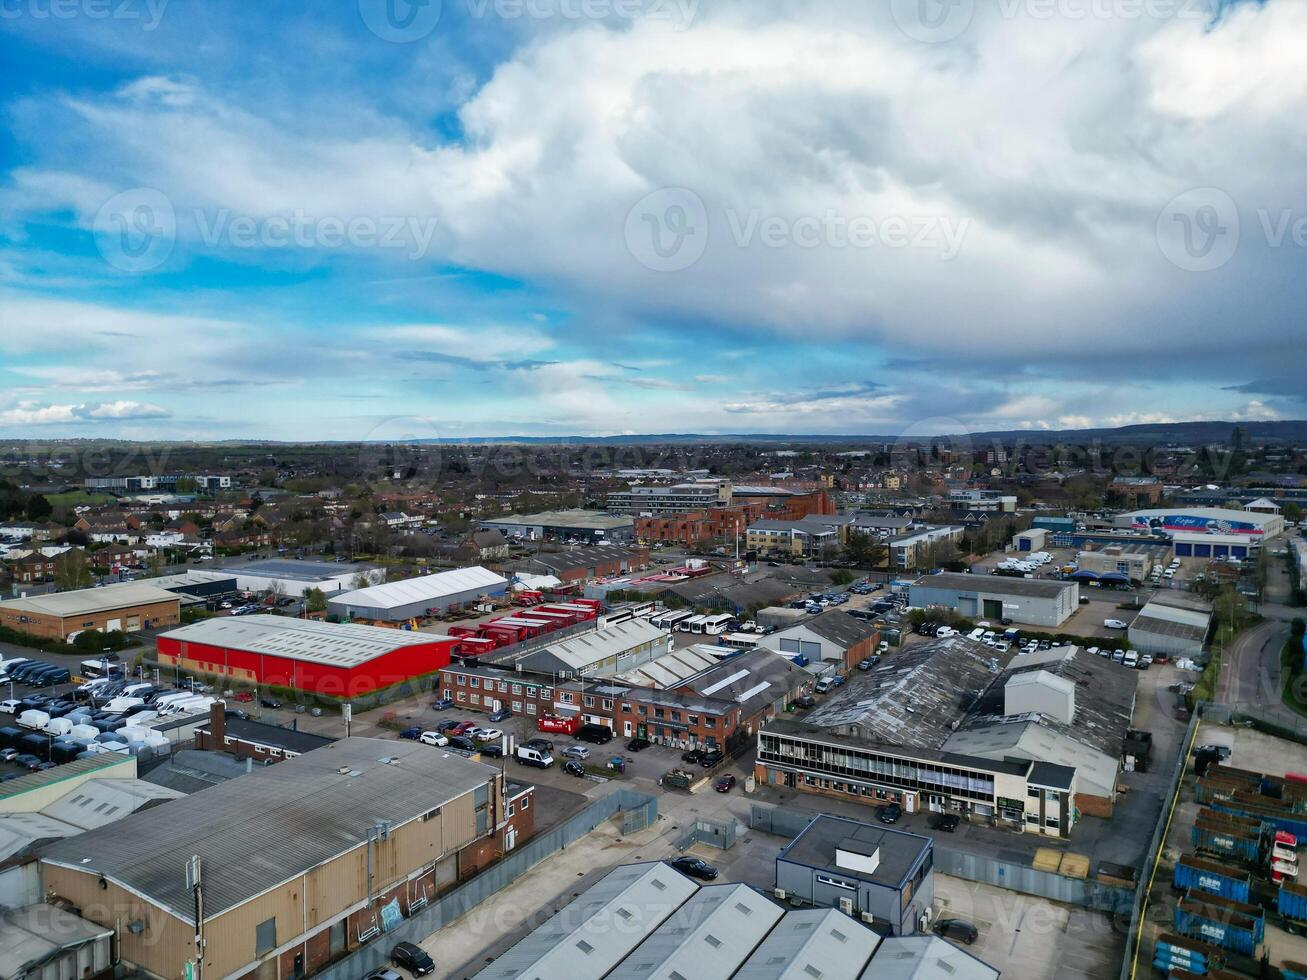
left=328, top=565, right=508, bottom=621
left=156, top=615, right=458, bottom=697
left=756, top=609, right=881, bottom=673
left=776, top=814, right=934, bottom=936
left=909, top=573, right=1078, bottom=627
left=515, top=544, right=649, bottom=583
left=479, top=509, right=635, bottom=543
left=40, top=738, right=505, bottom=980
left=1128, top=592, right=1213, bottom=659
left=0, top=904, right=115, bottom=980
left=1117, top=507, right=1285, bottom=556
left=215, top=558, right=384, bottom=598
left=0, top=581, right=180, bottom=641
left=1074, top=543, right=1155, bottom=583
left=512, top=618, right=672, bottom=678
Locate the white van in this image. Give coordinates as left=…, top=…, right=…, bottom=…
left=1122, top=651, right=1139, bottom=669
left=515, top=744, right=555, bottom=768
left=17, top=709, right=50, bottom=731
left=1273, top=843, right=1298, bottom=864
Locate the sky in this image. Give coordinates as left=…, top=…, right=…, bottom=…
left=0, top=0, right=1304, bottom=440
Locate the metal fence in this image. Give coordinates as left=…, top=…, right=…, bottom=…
left=751, top=802, right=1132, bottom=914
left=676, top=816, right=738, bottom=851
left=313, top=788, right=657, bottom=980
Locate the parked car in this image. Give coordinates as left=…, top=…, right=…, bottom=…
left=447, top=735, right=477, bottom=751
left=626, top=737, right=651, bottom=752
left=878, top=802, right=902, bottom=824
left=363, top=970, right=403, bottom=980
left=523, top=737, right=554, bottom=751
left=232, top=691, right=254, bottom=703
left=667, top=856, right=718, bottom=881
left=0, top=748, right=19, bottom=762
left=700, top=750, right=724, bottom=768
left=563, top=745, right=591, bottom=761
left=452, top=721, right=478, bottom=735
left=681, top=749, right=704, bottom=764
left=390, top=941, right=435, bottom=977
left=576, top=723, right=614, bottom=745
left=1104, top=619, right=1129, bottom=630
left=930, top=813, right=960, bottom=832
left=479, top=744, right=505, bottom=758
left=0, top=700, right=19, bottom=715
left=562, top=760, right=587, bottom=777
left=793, top=694, right=816, bottom=709
left=259, top=697, right=282, bottom=709
left=419, top=731, right=449, bottom=747
left=14, top=754, right=42, bottom=770
left=435, top=719, right=460, bottom=732
left=472, top=728, right=503, bottom=742
left=488, top=708, right=512, bottom=723
left=934, top=918, right=979, bottom=944
left=430, top=698, right=454, bottom=711
left=398, top=726, right=422, bottom=740
left=714, top=774, right=736, bottom=793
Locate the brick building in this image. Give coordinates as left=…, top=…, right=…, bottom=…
left=196, top=702, right=336, bottom=763
left=635, top=504, right=763, bottom=547
left=40, top=738, right=510, bottom=980
left=0, top=581, right=181, bottom=641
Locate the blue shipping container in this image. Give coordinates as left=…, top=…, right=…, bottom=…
left=1173, top=856, right=1252, bottom=903
left=1156, top=938, right=1209, bottom=968
left=1280, top=884, right=1307, bottom=924
left=1211, top=800, right=1307, bottom=841
left=1174, top=906, right=1258, bottom=956
left=1192, top=824, right=1260, bottom=863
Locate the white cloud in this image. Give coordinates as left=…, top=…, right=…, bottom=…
left=0, top=400, right=170, bottom=424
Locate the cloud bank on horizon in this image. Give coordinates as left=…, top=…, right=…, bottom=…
left=0, top=0, right=1303, bottom=440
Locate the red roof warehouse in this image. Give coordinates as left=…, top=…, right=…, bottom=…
left=155, top=615, right=458, bottom=698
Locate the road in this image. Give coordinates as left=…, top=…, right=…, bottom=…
left=1219, top=618, right=1290, bottom=711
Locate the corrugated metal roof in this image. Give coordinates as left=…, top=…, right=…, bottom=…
left=0, top=581, right=180, bottom=617
left=39, top=738, right=496, bottom=920
left=472, top=862, right=698, bottom=980
left=1129, top=614, right=1208, bottom=642
left=331, top=566, right=508, bottom=610
left=517, top=619, right=667, bottom=673
left=607, top=883, right=784, bottom=980
left=734, top=908, right=880, bottom=980
left=911, top=572, right=1076, bottom=600
left=861, top=936, right=999, bottom=980
left=159, top=614, right=449, bottom=667
left=0, top=754, right=133, bottom=804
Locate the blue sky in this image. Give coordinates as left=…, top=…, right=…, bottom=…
left=0, top=0, right=1303, bottom=439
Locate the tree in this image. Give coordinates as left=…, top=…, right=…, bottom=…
left=24, top=493, right=52, bottom=521
left=305, top=587, right=327, bottom=613
left=1284, top=503, right=1303, bottom=525
left=53, top=550, right=93, bottom=590
left=845, top=531, right=887, bottom=569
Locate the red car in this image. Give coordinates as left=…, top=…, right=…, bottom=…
left=452, top=721, right=478, bottom=736
left=232, top=691, right=254, bottom=703
left=714, top=775, right=736, bottom=793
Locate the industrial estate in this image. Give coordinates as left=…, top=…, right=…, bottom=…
left=0, top=431, right=1306, bottom=980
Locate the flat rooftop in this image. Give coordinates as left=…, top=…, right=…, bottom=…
left=159, top=615, right=450, bottom=667
left=220, top=558, right=376, bottom=581
left=779, top=814, right=932, bottom=889
left=0, top=581, right=180, bottom=618
left=911, top=572, right=1075, bottom=599
left=40, top=737, right=497, bottom=920
left=483, top=509, right=633, bottom=530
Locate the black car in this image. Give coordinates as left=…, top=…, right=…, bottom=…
left=793, top=694, right=816, bottom=709
left=699, top=750, right=724, bottom=768
left=681, top=749, right=704, bottom=764
left=878, top=802, right=902, bottom=824
left=14, top=754, right=42, bottom=770
left=448, top=735, right=477, bottom=751
left=930, top=813, right=960, bottom=832
left=479, top=744, right=505, bottom=758
left=576, top=723, right=614, bottom=744
left=933, top=918, right=979, bottom=945
left=524, top=737, right=553, bottom=751
left=668, top=856, right=718, bottom=880
left=225, top=708, right=252, bottom=721
left=391, top=940, right=436, bottom=976
left=562, top=760, right=587, bottom=777
left=626, top=737, right=651, bottom=752
left=260, top=697, right=282, bottom=709
left=399, top=726, right=422, bottom=740
left=431, top=698, right=454, bottom=711
left=435, top=719, right=460, bottom=732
